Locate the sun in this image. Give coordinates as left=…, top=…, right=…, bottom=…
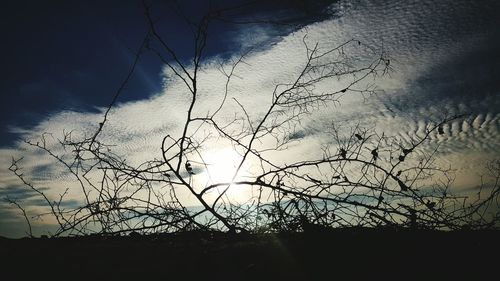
left=201, top=147, right=244, bottom=184
left=193, top=146, right=256, bottom=203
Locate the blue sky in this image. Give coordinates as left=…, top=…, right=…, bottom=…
left=1, top=0, right=499, bottom=237
left=1, top=0, right=159, bottom=145
left=0, top=0, right=327, bottom=146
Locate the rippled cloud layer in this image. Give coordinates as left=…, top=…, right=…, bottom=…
left=1, top=0, right=499, bottom=237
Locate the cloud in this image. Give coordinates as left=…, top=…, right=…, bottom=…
left=0, top=0, right=499, bottom=235
left=0, top=186, right=49, bottom=200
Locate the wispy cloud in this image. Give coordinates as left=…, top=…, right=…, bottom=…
left=1, top=0, right=499, bottom=235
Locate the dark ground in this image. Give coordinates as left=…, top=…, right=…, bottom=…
left=1, top=228, right=498, bottom=280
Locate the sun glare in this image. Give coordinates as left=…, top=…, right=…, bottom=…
left=193, top=147, right=256, bottom=203
left=201, top=147, right=245, bottom=184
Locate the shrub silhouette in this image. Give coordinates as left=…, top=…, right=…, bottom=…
left=7, top=0, right=499, bottom=237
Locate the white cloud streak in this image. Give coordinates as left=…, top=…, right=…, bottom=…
left=1, top=0, right=499, bottom=236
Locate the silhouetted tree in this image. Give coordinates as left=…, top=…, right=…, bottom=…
left=7, top=0, right=499, bottom=237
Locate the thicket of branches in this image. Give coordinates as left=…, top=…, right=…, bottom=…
left=7, top=1, right=500, bottom=237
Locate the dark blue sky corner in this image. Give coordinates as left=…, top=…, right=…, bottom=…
left=0, top=0, right=337, bottom=148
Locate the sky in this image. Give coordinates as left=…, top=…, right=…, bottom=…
left=1, top=0, right=499, bottom=237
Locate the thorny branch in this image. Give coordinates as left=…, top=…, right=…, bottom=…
left=7, top=2, right=499, bottom=236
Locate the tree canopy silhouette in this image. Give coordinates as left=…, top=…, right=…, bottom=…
left=7, top=0, right=500, bottom=237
